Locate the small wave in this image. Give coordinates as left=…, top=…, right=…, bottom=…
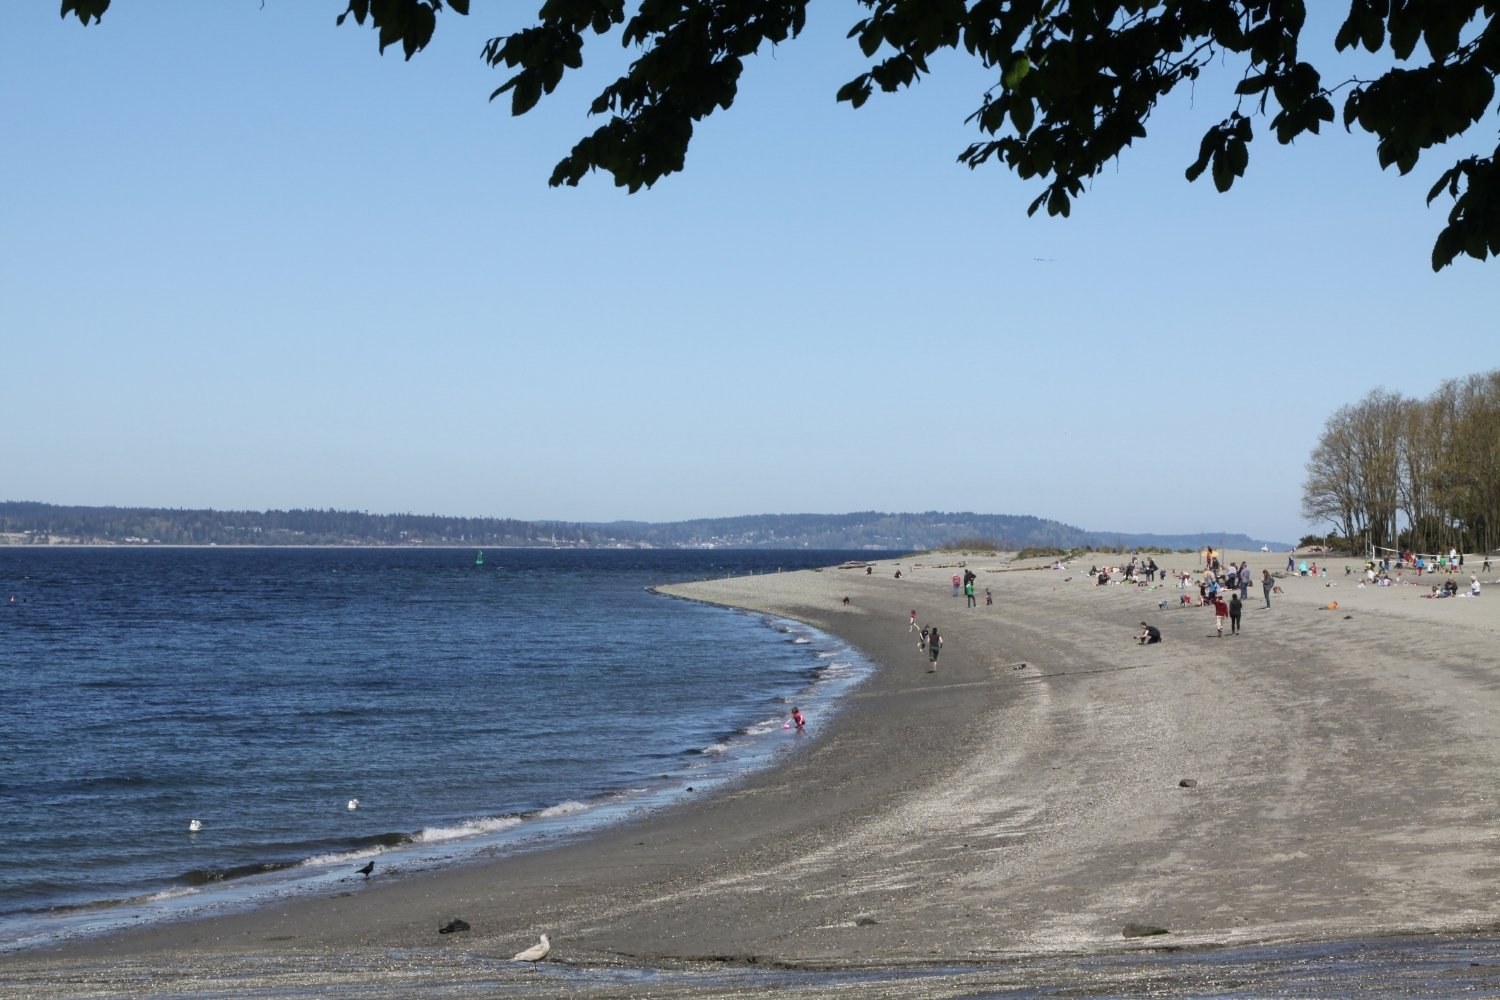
left=611, top=787, right=648, bottom=798
left=535, top=800, right=589, bottom=819
left=815, top=650, right=838, bottom=658
left=295, top=829, right=413, bottom=866
left=789, top=637, right=811, bottom=644
left=180, top=860, right=298, bottom=886
left=415, top=815, right=523, bottom=843
left=144, top=886, right=200, bottom=904
left=301, top=847, right=383, bottom=868
left=697, top=742, right=730, bottom=756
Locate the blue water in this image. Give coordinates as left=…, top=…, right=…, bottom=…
left=0, top=547, right=877, bottom=951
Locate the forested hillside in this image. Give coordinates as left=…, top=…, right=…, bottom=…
left=0, top=502, right=1284, bottom=552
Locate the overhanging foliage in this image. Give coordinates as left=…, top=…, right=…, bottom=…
left=61, top=1, right=1500, bottom=270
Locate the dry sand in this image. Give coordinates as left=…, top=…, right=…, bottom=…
left=4, top=549, right=1500, bottom=997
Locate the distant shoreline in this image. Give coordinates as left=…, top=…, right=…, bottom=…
left=0, top=501, right=1295, bottom=552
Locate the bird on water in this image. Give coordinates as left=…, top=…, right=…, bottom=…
left=512, top=933, right=550, bottom=962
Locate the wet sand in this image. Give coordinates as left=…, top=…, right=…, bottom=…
left=4, top=549, right=1500, bottom=997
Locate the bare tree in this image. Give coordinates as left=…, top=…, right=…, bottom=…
left=1303, top=407, right=1365, bottom=550
left=1433, top=372, right=1500, bottom=557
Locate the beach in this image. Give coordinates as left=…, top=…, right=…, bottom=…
left=5, top=549, right=1500, bottom=997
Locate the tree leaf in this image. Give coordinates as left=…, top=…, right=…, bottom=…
left=1010, top=97, right=1034, bottom=136
left=1359, top=7, right=1385, bottom=52
left=1235, top=73, right=1270, bottom=96
left=1046, top=185, right=1070, bottom=217
left=1002, top=55, right=1030, bottom=89
left=512, top=73, right=544, bottom=116
left=402, top=4, right=436, bottom=60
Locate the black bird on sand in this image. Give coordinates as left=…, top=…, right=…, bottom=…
left=356, top=860, right=375, bottom=878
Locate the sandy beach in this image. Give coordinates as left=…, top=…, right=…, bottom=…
left=5, top=548, right=1500, bottom=997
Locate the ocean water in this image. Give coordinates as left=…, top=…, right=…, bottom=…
left=0, top=547, right=876, bottom=951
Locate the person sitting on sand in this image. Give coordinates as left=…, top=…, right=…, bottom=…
left=1472, top=576, right=1482, bottom=597
left=1137, top=622, right=1162, bottom=645
left=1444, top=578, right=1459, bottom=597
left=790, top=707, right=806, bottom=730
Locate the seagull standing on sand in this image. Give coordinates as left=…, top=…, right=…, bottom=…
left=512, top=933, right=550, bottom=962
left=356, top=860, right=375, bottom=878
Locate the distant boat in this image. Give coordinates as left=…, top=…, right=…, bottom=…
left=475, top=550, right=484, bottom=566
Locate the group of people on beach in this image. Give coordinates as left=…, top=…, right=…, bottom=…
left=1426, top=577, right=1482, bottom=598
left=1135, top=552, right=1283, bottom=645
left=908, top=610, right=943, bottom=671
left=1089, top=555, right=1161, bottom=586
left=1393, top=547, right=1483, bottom=575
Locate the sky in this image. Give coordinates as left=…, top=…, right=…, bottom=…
left=4, top=2, right=1496, bottom=546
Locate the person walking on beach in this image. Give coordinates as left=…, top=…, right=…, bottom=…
left=909, top=610, right=919, bottom=632
left=984, top=588, right=993, bottom=606
left=926, top=626, right=943, bottom=671
left=1238, top=561, right=1250, bottom=601
left=965, top=580, right=976, bottom=608
left=918, top=625, right=929, bottom=652
left=1229, top=592, right=1243, bottom=635
left=1262, top=568, right=1273, bottom=608
left=1212, top=594, right=1229, bottom=637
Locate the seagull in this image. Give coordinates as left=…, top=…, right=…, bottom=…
left=356, top=860, right=375, bottom=878
left=188, top=819, right=203, bottom=832
left=347, top=798, right=360, bottom=811
left=512, top=933, right=550, bottom=962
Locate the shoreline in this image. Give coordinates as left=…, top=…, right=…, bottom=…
left=5, top=549, right=1500, bottom=996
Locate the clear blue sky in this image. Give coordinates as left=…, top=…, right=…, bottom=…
left=5, top=3, right=1495, bottom=545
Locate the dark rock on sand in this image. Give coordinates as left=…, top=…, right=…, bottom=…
left=438, top=918, right=470, bottom=934
left=1121, top=923, right=1170, bottom=938
left=1178, top=779, right=1198, bottom=788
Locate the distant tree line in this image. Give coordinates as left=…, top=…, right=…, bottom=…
left=0, top=503, right=1285, bottom=552
left=1301, top=370, right=1500, bottom=557
left=0, top=503, right=585, bottom=548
